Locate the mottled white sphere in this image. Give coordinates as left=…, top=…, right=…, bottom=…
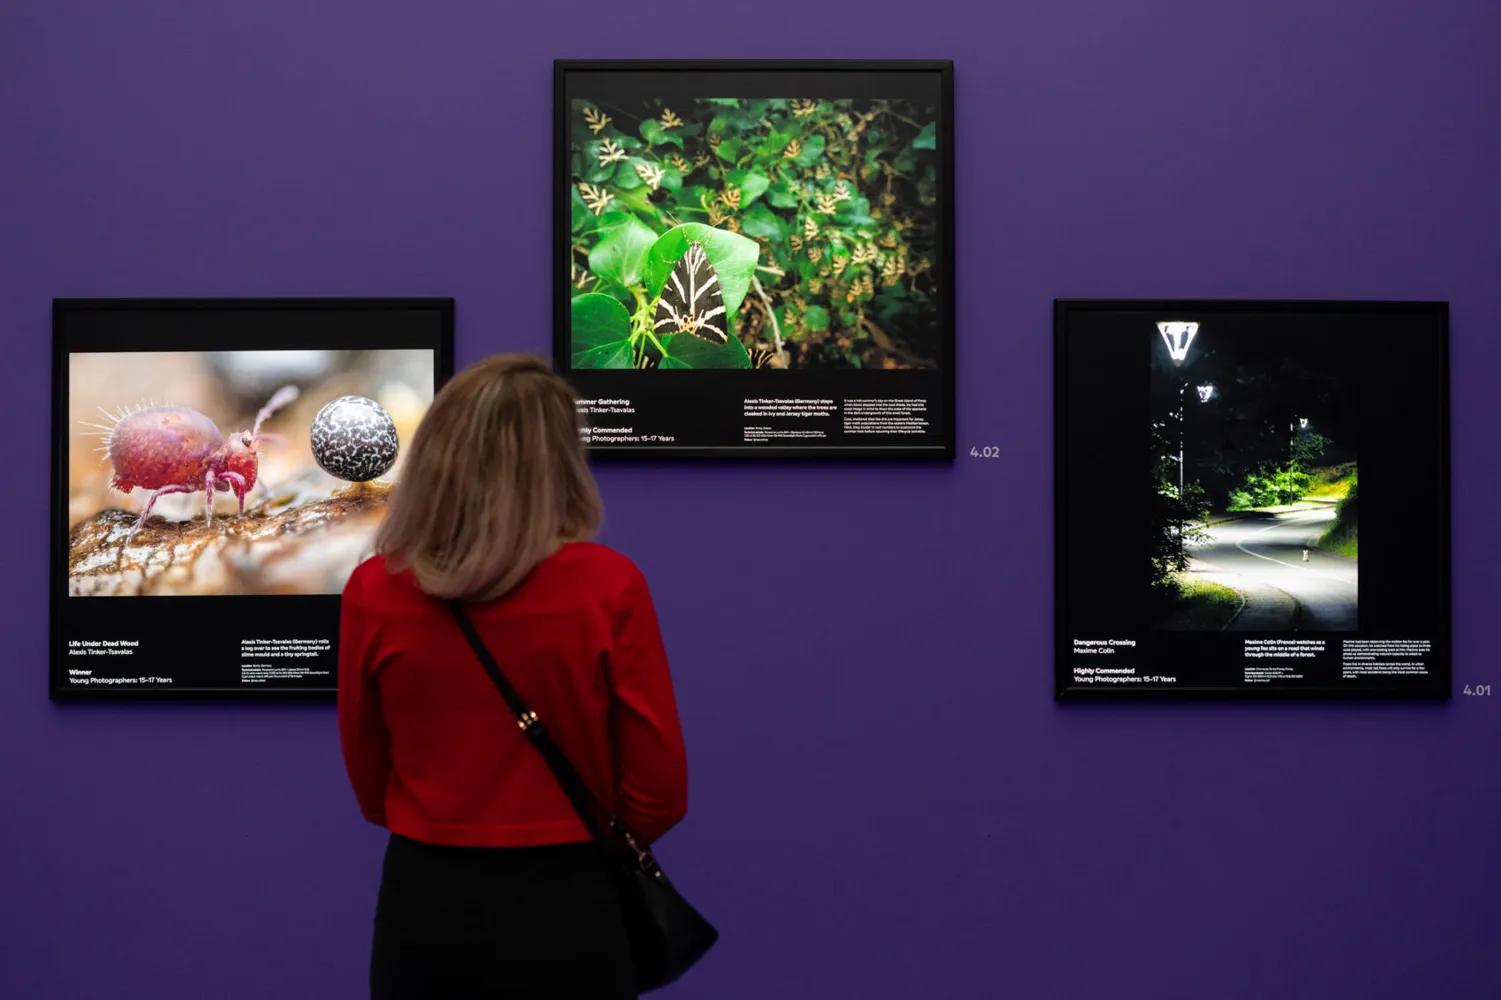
left=310, top=395, right=399, bottom=483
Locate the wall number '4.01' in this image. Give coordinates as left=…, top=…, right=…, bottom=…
left=970, top=446, right=1000, bottom=458
left=1463, top=684, right=1491, bottom=696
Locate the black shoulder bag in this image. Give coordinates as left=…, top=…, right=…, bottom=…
left=447, top=601, right=718, bottom=993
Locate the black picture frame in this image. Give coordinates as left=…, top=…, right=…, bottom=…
left=554, top=59, right=955, bottom=460
left=1054, top=298, right=1451, bottom=702
left=50, top=297, right=456, bottom=701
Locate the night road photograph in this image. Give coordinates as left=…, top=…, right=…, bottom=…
left=1055, top=299, right=1449, bottom=700
left=1148, top=319, right=1358, bottom=633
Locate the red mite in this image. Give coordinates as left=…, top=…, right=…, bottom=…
left=84, top=386, right=299, bottom=537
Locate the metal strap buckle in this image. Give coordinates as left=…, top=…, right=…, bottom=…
left=517, top=710, right=539, bottom=731
left=618, top=826, right=657, bottom=873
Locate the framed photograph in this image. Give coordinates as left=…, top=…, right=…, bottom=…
left=555, top=60, right=954, bottom=458
left=51, top=298, right=455, bottom=700
left=1054, top=299, right=1450, bottom=701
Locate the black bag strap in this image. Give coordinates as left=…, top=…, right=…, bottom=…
left=445, top=600, right=658, bottom=871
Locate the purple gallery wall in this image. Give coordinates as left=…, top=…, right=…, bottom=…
left=2, top=2, right=1498, bottom=997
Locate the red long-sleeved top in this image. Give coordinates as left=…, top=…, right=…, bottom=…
left=337, top=542, right=688, bottom=848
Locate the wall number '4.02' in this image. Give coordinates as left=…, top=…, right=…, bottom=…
left=1463, top=684, right=1491, bottom=696
left=970, top=446, right=1000, bottom=458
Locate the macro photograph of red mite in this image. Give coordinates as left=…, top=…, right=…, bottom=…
left=65, top=349, right=434, bottom=597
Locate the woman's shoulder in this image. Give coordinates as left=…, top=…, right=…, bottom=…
left=543, top=542, right=653, bottom=606
left=551, top=540, right=642, bottom=582
left=342, top=553, right=415, bottom=605
left=346, top=552, right=388, bottom=586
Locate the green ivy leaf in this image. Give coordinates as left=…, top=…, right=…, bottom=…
left=611, top=184, right=659, bottom=217
left=737, top=170, right=771, bottom=206
left=835, top=194, right=876, bottom=227
left=613, top=161, right=644, bottom=190
left=659, top=332, right=752, bottom=369
left=674, top=184, right=713, bottom=213
left=571, top=186, right=589, bottom=234
left=640, top=119, right=685, bottom=149
left=643, top=224, right=760, bottom=318
left=760, top=131, right=796, bottom=159
left=767, top=181, right=801, bottom=209
left=738, top=203, right=785, bottom=240
left=793, top=134, right=826, bottom=167
left=804, top=305, right=830, bottom=331
left=583, top=141, right=639, bottom=182
left=575, top=208, right=633, bottom=238
left=912, top=122, right=937, bottom=150
left=584, top=148, right=617, bottom=184
left=588, top=216, right=658, bottom=287
left=571, top=294, right=634, bottom=369
left=591, top=279, right=634, bottom=310
left=705, top=98, right=742, bottom=108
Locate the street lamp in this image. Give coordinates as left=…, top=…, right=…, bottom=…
left=1158, top=322, right=1200, bottom=563
left=1197, top=383, right=1215, bottom=403
left=1157, top=322, right=1199, bottom=499
left=1287, top=417, right=1309, bottom=504
left=1158, top=322, right=1198, bottom=362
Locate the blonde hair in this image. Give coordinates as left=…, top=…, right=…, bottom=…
left=375, top=353, right=602, bottom=602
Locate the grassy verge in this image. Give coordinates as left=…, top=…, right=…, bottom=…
left=1320, top=534, right=1358, bottom=557
left=1159, top=573, right=1242, bottom=630
left=1317, top=480, right=1359, bottom=557
left=1305, top=462, right=1358, bottom=500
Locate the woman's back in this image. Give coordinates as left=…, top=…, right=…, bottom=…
left=339, top=540, right=688, bottom=850
left=335, top=353, right=692, bottom=998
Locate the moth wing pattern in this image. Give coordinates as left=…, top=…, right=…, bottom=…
left=653, top=240, right=729, bottom=346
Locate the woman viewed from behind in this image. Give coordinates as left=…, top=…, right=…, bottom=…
left=338, top=353, right=688, bottom=999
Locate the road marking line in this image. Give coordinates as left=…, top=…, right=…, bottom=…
left=1233, top=515, right=1357, bottom=587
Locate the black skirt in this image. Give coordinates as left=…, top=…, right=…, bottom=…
left=370, top=833, right=637, bottom=999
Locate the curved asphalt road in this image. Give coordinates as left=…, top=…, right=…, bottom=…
left=1184, top=504, right=1358, bottom=631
